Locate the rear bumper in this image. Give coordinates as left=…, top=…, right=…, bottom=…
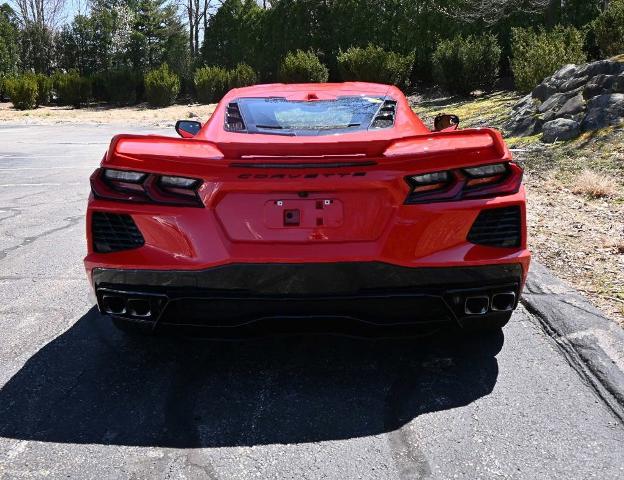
left=93, top=262, right=524, bottom=329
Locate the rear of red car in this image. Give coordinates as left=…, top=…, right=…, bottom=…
left=84, top=83, right=530, bottom=334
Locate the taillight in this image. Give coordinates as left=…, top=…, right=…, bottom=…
left=405, top=162, right=523, bottom=204
left=91, top=168, right=204, bottom=207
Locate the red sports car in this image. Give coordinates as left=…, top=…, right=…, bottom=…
left=84, top=82, right=530, bottom=335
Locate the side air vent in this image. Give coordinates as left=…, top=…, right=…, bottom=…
left=92, top=212, right=145, bottom=253
left=225, top=102, right=246, bottom=132
left=467, top=206, right=521, bottom=248
left=370, top=100, right=397, bottom=129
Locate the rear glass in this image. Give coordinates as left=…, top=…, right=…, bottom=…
left=234, top=96, right=389, bottom=136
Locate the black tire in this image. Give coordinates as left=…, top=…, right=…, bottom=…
left=459, top=311, right=512, bottom=333
left=112, top=317, right=155, bottom=336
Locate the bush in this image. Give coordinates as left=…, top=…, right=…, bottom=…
left=5, top=75, right=38, bottom=110
left=337, top=45, right=414, bottom=88
left=593, top=0, right=624, bottom=58
left=53, top=70, right=92, bottom=107
left=144, top=64, right=180, bottom=107
left=432, top=34, right=501, bottom=95
left=103, top=69, right=139, bottom=105
left=511, top=26, right=586, bottom=93
left=32, top=73, right=52, bottom=106
left=228, top=63, right=257, bottom=89
left=278, top=50, right=329, bottom=83
left=194, top=66, right=229, bottom=103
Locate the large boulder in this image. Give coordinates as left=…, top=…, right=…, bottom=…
left=581, top=94, right=624, bottom=131
left=541, top=119, right=581, bottom=143
left=505, top=59, right=624, bottom=140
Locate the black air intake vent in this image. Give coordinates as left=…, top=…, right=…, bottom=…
left=370, top=100, right=397, bottom=129
left=467, top=206, right=521, bottom=248
left=225, top=102, right=246, bottom=132
left=92, top=212, right=144, bottom=253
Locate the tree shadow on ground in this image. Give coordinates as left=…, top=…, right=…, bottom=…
left=0, top=307, right=503, bottom=447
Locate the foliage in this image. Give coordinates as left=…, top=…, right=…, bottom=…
left=337, top=45, right=414, bottom=88
left=201, top=0, right=264, bottom=72
left=31, top=73, right=52, bottom=105
left=432, top=34, right=502, bottom=95
left=0, top=4, right=18, bottom=77
left=144, top=63, right=180, bottom=106
left=194, top=66, right=229, bottom=103
left=5, top=74, right=38, bottom=109
left=228, top=63, right=257, bottom=88
left=511, top=26, right=586, bottom=93
left=19, top=24, right=55, bottom=74
left=53, top=70, right=92, bottom=107
left=94, top=68, right=139, bottom=105
left=592, top=0, right=624, bottom=58
left=278, top=50, right=329, bottom=83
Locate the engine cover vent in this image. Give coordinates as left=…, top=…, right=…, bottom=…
left=370, top=100, right=397, bottom=129
left=225, top=102, right=246, bottom=132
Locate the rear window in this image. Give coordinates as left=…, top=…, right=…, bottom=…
left=229, top=96, right=395, bottom=136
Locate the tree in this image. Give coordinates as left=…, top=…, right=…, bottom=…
left=0, top=3, right=19, bottom=76
left=127, top=0, right=188, bottom=75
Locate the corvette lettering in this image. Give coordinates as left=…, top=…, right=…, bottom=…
left=238, top=172, right=367, bottom=179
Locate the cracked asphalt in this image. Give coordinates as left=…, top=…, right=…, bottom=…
left=0, top=124, right=623, bottom=479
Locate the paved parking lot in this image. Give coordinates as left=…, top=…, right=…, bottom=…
left=0, top=124, right=623, bottom=479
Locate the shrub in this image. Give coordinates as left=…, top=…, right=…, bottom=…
left=144, top=64, right=180, bottom=107
left=194, top=66, right=229, bottom=103
left=511, top=26, right=586, bottom=93
left=32, top=73, right=52, bottom=106
left=432, top=34, right=501, bottom=95
left=5, top=75, right=38, bottom=110
left=592, top=0, right=624, bottom=58
left=103, top=69, right=139, bottom=105
left=228, top=63, right=257, bottom=89
left=53, top=70, right=92, bottom=107
left=278, top=50, right=329, bottom=83
left=337, top=45, right=414, bottom=88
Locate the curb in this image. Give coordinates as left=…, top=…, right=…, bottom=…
left=521, top=262, right=624, bottom=422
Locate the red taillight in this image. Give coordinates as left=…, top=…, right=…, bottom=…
left=405, top=162, right=523, bottom=204
left=91, top=168, right=204, bottom=207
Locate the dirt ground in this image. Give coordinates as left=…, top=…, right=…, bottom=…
left=1, top=95, right=622, bottom=325
left=0, top=101, right=217, bottom=126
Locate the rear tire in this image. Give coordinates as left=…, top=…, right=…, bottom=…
left=460, top=311, right=512, bottom=333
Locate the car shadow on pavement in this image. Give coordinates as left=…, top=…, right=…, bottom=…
left=0, top=307, right=503, bottom=448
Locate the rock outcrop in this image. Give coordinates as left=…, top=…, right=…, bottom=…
left=504, top=59, right=624, bottom=143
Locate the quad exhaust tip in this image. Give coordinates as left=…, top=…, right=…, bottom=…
left=464, top=292, right=516, bottom=316
left=464, top=296, right=490, bottom=316
left=101, top=294, right=153, bottom=319
left=491, top=292, right=516, bottom=312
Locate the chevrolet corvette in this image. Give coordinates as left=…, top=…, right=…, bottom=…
left=84, top=82, right=530, bottom=335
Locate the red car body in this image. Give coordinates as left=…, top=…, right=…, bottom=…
left=85, top=82, right=530, bottom=333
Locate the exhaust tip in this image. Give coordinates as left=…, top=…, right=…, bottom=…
left=491, top=292, right=516, bottom=312
left=127, top=298, right=152, bottom=317
left=102, top=295, right=126, bottom=315
left=464, top=296, right=490, bottom=316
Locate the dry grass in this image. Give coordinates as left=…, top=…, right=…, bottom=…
left=0, top=101, right=217, bottom=126
left=571, top=170, right=619, bottom=198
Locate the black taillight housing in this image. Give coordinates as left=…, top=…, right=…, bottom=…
left=91, top=168, right=204, bottom=207
left=405, top=162, right=523, bottom=204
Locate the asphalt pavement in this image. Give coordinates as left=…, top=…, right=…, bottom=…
left=0, top=123, right=623, bottom=479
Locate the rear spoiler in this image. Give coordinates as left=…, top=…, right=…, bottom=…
left=104, top=128, right=510, bottom=168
